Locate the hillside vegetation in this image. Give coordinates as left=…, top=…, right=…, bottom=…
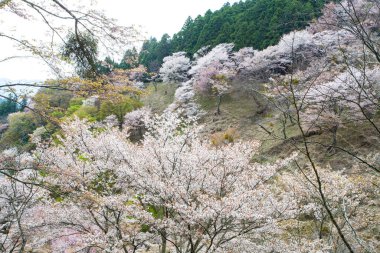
left=0, top=0, right=379, bottom=252
left=139, top=0, right=327, bottom=71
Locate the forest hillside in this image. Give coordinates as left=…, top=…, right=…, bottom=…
left=138, top=0, right=327, bottom=71
left=0, top=0, right=379, bottom=252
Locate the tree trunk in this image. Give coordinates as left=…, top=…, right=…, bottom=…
left=216, top=95, right=222, bottom=115
left=252, top=93, right=267, bottom=114
left=282, top=112, right=288, bottom=139
left=327, top=124, right=338, bottom=154
left=160, top=232, right=167, bottom=253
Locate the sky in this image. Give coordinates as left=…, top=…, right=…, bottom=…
left=0, top=0, right=238, bottom=83
left=98, top=0, right=237, bottom=39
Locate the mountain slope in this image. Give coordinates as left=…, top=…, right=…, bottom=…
left=139, top=0, right=327, bottom=71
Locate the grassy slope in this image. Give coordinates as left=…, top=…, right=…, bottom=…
left=141, top=83, right=177, bottom=114
left=143, top=81, right=380, bottom=170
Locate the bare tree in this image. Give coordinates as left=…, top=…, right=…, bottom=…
left=0, top=0, right=142, bottom=85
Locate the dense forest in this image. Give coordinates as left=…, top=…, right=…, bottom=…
left=139, top=0, right=327, bottom=71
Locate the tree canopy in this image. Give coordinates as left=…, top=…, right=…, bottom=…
left=139, top=0, right=327, bottom=72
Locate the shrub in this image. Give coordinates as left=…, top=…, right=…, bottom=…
left=210, top=128, right=238, bottom=146
left=98, top=97, right=143, bottom=126
left=0, top=112, right=39, bottom=150
left=73, top=106, right=98, bottom=121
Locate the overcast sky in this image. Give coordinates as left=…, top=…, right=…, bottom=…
left=0, top=0, right=237, bottom=82
left=99, top=0, right=237, bottom=39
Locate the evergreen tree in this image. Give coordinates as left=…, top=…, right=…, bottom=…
left=61, top=31, right=99, bottom=79
left=138, top=0, right=327, bottom=72
left=0, top=94, right=25, bottom=118
left=119, top=47, right=139, bottom=69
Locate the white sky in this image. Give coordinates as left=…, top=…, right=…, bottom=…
left=98, top=0, right=237, bottom=39
left=0, top=0, right=237, bottom=82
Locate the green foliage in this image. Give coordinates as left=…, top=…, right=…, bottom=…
left=0, top=93, right=27, bottom=123
left=73, top=106, right=98, bottom=121
left=139, top=34, right=172, bottom=72
left=98, top=96, right=143, bottom=125
left=34, top=89, right=98, bottom=121
left=96, top=56, right=116, bottom=75
left=32, top=88, right=75, bottom=124
left=66, top=104, right=82, bottom=115
left=140, top=224, right=150, bottom=233
left=89, top=170, right=119, bottom=195
left=61, top=31, right=99, bottom=78
left=51, top=110, right=65, bottom=118
left=66, top=97, right=84, bottom=115
left=118, top=47, right=139, bottom=70
left=34, top=88, right=74, bottom=112
left=138, top=0, right=327, bottom=71
left=147, top=205, right=165, bottom=219
left=0, top=94, right=22, bottom=118
left=69, top=97, right=84, bottom=107
left=0, top=112, right=39, bottom=150
left=48, top=185, right=69, bottom=202
left=96, top=48, right=140, bottom=73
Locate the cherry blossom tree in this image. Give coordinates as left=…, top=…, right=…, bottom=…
left=123, top=113, right=299, bottom=252
left=283, top=166, right=379, bottom=252
left=235, top=30, right=320, bottom=79
left=123, top=107, right=152, bottom=142
left=1, top=2, right=379, bottom=252
left=190, top=43, right=237, bottom=115
left=31, top=113, right=301, bottom=252
left=320, top=0, right=380, bottom=63
left=244, top=8, right=380, bottom=252
left=166, top=80, right=202, bottom=117
left=0, top=148, right=41, bottom=252
left=0, top=111, right=378, bottom=252
left=159, top=52, right=191, bottom=83
left=298, top=66, right=380, bottom=151
left=33, top=120, right=156, bottom=252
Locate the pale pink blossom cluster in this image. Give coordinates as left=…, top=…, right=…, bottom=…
left=299, top=66, right=380, bottom=133
left=163, top=28, right=355, bottom=117
left=282, top=166, right=379, bottom=252
left=123, top=107, right=152, bottom=129
left=166, top=44, right=237, bottom=116
left=0, top=112, right=377, bottom=251
left=190, top=43, right=236, bottom=95
left=26, top=113, right=302, bottom=252
left=0, top=148, right=45, bottom=252
left=190, top=43, right=236, bottom=77
left=159, top=52, right=191, bottom=83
